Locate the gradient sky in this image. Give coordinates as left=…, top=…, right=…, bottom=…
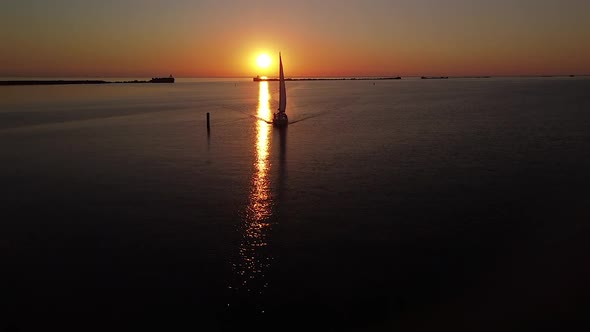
left=1, top=0, right=589, bottom=77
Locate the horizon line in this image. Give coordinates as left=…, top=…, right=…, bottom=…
left=2, top=74, right=589, bottom=79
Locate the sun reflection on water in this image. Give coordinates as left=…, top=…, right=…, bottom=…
left=230, top=81, right=274, bottom=315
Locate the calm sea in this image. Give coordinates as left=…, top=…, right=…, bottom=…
left=1, top=77, right=589, bottom=331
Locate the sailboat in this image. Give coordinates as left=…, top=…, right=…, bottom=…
left=272, top=52, right=289, bottom=128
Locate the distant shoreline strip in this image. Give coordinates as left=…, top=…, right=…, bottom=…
left=0, top=78, right=173, bottom=86
left=253, top=75, right=580, bottom=82
left=253, top=76, right=402, bottom=82
left=0, top=80, right=111, bottom=85
left=1, top=75, right=582, bottom=86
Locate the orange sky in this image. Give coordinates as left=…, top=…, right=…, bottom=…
left=1, top=0, right=589, bottom=77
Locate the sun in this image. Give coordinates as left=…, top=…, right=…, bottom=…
left=256, top=53, right=271, bottom=69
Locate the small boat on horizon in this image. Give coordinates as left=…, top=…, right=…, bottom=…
left=272, top=52, right=288, bottom=128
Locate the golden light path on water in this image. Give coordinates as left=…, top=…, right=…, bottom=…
left=230, top=81, right=274, bottom=313
left=249, top=81, right=271, bottom=223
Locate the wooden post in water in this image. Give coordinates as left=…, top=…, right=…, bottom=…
left=206, top=112, right=210, bottom=131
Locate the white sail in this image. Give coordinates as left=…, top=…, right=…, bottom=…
left=278, top=52, right=286, bottom=113
left=272, top=52, right=288, bottom=127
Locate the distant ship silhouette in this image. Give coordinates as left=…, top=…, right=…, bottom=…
left=149, top=74, right=175, bottom=83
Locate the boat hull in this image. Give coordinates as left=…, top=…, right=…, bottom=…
left=272, top=112, right=288, bottom=128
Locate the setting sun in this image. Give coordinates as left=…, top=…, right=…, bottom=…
left=256, top=54, right=271, bottom=69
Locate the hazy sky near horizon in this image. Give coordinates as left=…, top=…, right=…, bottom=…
left=1, top=0, right=589, bottom=77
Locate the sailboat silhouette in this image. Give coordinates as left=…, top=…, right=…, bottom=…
left=272, top=52, right=288, bottom=128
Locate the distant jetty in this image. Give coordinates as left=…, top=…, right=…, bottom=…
left=1, top=75, right=174, bottom=86
left=421, top=76, right=495, bottom=79
left=0, top=80, right=110, bottom=86
left=253, top=75, right=401, bottom=82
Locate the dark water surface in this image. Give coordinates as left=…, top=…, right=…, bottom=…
left=1, top=77, right=590, bottom=331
